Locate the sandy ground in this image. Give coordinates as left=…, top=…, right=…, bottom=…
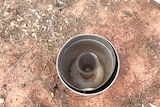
left=0, top=0, right=160, bottom=107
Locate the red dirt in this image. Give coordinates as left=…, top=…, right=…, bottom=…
left=0, top=0, right=160, bottom=107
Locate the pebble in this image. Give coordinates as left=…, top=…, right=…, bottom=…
left=150, top=0, right=160, bottom=4
left=152, top=0, right=160, bottom=3
left=149, top=103, right=157, bottom=107
left=0, top=98, right=4, bottom=104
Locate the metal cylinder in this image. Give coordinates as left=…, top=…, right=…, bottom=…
left=56, top=34, right=120, bottom=96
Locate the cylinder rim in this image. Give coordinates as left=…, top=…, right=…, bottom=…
left=56, top=34, right=120, bottom=96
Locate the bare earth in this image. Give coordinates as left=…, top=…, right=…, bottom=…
left=0, top=0, right=160, bottom=107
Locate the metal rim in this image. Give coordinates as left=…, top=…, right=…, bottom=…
left=56, top=34, right=120, bottom=96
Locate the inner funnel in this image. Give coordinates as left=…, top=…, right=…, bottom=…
left=76, top=52, right=98, bottom=79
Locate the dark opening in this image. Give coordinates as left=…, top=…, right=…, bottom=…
left=82, top=64, right=94, bottom=72
left=78, top=52, right=97, bottom=73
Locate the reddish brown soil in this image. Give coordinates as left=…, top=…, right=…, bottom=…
left=0, top=0, right=160, bottom=107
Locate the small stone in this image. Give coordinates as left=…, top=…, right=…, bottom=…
left=105, top=7, right=108, bottom=10
left=152, top=0, right=160, bottom=3
left=32, top=33, right=37, bottom=38
left=48, top=39, right=52, bottom=42
left=150, top=0, right=160, bottom=4
left=154, top=56, right=157, bottom=59
left=149, top=103, right=157, bottom=107
left=0, top=98, right=4, bottom=104
left=51, top=92, right=54, bottom=97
